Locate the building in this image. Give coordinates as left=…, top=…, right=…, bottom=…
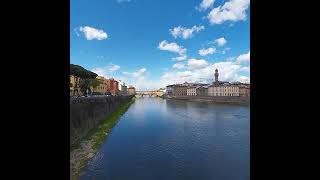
left=128, top=85, right=136, bottom=95
left=208, top=69, right=242, bottom=97
left=118, top=80, right=128, bottom=95
left=166, top=85, right=176, bottom=96
left=92, top=76, right=109, bottom=94
left=166, top=68, right=249, bottom=97
left=214, top=68, right=219, bottom=84
left=224, top=85, right=240, bottom=96
left=107, top=78, right=119, bottom=95
left=175, top=85, right=188, bottom=96
left=208, top=84, right=239, bottom=96
left=70, top=75, right=82, bottom=96
left=239, top=84, right=250, bottom=97
left=208, top=85, right=221, bottom=96
left=187, top=86, right=197, bottom=96
left=196, top=86, right=208, bottom=96
left=122, top=85, right=127, bottom=95
left=154, top=88, right=165, bottom=97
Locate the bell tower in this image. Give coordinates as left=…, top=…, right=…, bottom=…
left=214, top=69, right=219, bottom=84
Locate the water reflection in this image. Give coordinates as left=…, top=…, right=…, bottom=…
left=79, top=97, right=250, bottom=180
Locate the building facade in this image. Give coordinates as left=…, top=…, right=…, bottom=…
left=70, top=75, right=82, bottom=96
left=107, top=78, right=119, bottom=95
left=224, top=85, right=240, bottom=96
left=175, top=85, right=187, bottom=96
left=239, top=84, right=250, bottom=97
left=92, top=76, right=109, bottom=94
left=165, top=68, right=249, bottom=97
left=196, top=86, right=208, bottom=96
left=128, top=86, right=136, bottom=95
left=118, top=80, right=128, bottom=95
left=187, top=87, right=197, bottom=96
left=166, top=85, right=176, bottom=96
left=208, top=84, right=239, bottom=96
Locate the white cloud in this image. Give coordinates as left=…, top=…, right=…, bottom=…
left=188, top=58, right=209, bottom=69
left=240, top=66, right=250, bottom=72
left=239, top=76, right=250, bottom=83
left=214, top=37, right=227, bottom=46
left=158, top=40, right=187, bottom=56
left=235, top=51, right=250, bottom=64
left=169, top=25, right=204, bottom=39
left=109, top=64, right=120, bottom=72
left=198, top=0, right=216, bottom=11
left=177, top=71, right=193, bottom=77
left=199, top=47, right=216, bottom=56
left=91, top=63, right=121, bottom=78
left=173, top=63, right=186, bottom=69
left=123, top=68, right=147, bottom=78
left=79, top=26, right=108, bottom=40
left=172, top=55, right=188, bottom=61
left=159, top=51, right=250, bottom=85
left=207, top=0, right=250, bottom=24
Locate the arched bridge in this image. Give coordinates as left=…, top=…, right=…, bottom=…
left=135, top=90, right=164, bottom=97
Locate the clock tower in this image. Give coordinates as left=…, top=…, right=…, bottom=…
left=213, top=69, right=219, bottom=85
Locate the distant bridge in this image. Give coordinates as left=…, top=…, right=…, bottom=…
left=135, top=90, right=164, bottom=97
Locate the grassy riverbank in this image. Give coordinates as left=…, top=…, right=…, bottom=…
left=70, top=97, right=135, bottom=180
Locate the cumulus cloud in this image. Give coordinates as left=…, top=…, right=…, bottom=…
left=158, top=40, right=187, bottom=56
left=173, top=63, right=186, bottom=69
left=214, top=37, right=227, bottom=46
left=207, top=0, right=250, bottom=24
left=159, top=51, right=250, bottom=86
left=198, top=0, right=216, bottom=11
left=177, top=71, right=193, bottom=77
left=188, top=58, right=209, bottom=69
left=79, top=26, right=108, bottom=40
left=235, top=51, right=250, bottom=64
left=123, top=68, right=147, bottom=78
left=240, top=66, right=250, bottom=72
left=91, top=63, right=121, bottom=78
left=199, top=47, right=216, bottom=56
left=169, top=25, right=204, bottom=39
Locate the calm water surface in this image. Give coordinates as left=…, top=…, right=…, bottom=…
left=79, top=97, right=250, bottom=180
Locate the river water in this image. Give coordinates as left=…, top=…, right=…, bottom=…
left=79, top=97, right=250, bottom=180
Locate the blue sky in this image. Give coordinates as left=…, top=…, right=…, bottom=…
left=71, top=0, right=250, bottom=90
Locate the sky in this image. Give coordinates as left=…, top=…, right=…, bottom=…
left=71, top=0, right=250, bottom=90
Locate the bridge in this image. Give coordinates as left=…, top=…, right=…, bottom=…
left=135, top=90, right=164, bottom=97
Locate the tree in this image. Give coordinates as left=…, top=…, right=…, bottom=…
left=70, top=64, right=98, bottom=96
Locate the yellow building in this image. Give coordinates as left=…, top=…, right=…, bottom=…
left=208, top=84, right=239, bottom=96
left=70, top=75, right=82, bottom=96
left=92, top=76, right=109, bottom=94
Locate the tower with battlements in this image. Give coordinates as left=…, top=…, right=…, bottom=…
left=213, top=69, right=219, bottom=85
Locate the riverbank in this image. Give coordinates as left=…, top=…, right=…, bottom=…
left=70, top=98, right=135, bottom=180
left=164, top=95, right=250, bottom=105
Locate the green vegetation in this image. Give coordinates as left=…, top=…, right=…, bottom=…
left=70, top=64, right=99, bottom=96
left=70, top=97, right=135, bottom=180
left=70, top=64, right=97, bottom=79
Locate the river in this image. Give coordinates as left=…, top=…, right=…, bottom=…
left=79, top=97, right=250, bottom=180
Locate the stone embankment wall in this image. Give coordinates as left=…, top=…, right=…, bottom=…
left=165, top=95, right=250, bottom=105
left=70, top=95, right=133, bottom=146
